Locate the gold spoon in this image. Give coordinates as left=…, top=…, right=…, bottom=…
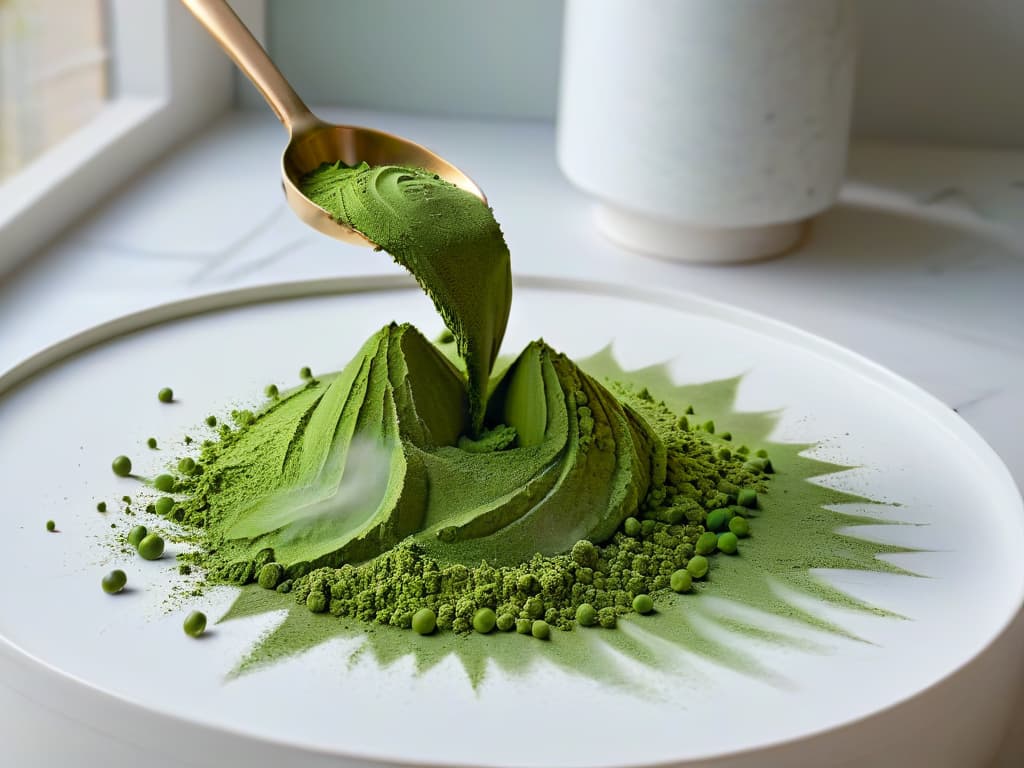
left=181, top=0, right=486, bottom=248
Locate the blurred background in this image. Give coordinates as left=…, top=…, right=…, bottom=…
left=243, top=0, right=1024, bottom=145
left=1, top=0, right=1021, bottom=184
left=3, top=0, right=1021, bottom=273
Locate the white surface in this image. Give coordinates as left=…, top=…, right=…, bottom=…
left=595, top=207, right=806, bottom=263
left=0, top=108, right=1022, bottom=764
left=558, top=0, right=856, bottom=233
left=0, top=278, right=1021, bottom=768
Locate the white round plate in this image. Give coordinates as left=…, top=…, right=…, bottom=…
left=0, top=276, right=1020, bottom=768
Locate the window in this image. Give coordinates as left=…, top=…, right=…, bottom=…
left=0, top=0, right=263, bottom=276
left=0, top=0, right=109, bottom=180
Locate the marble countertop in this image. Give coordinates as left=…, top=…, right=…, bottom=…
left=1, top=108, right=1022, bottom=765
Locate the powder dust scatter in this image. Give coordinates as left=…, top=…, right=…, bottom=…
left=113, top=349, right=914, bottom=690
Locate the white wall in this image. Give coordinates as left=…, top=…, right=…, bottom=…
left=854, top=0, right=1023, bottom=146
left=249, top=0, right=562, bottom=119
left=242, top=0, right=1024, bottom=147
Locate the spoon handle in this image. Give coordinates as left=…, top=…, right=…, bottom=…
left=181, top=0, right=317, bottom=134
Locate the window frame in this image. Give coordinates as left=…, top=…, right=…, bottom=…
left=0, top=0, right=265, bottom=276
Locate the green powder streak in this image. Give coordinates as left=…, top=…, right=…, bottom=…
left=301, top=162, right=511, bottom=435
left=175, top=324, right=664, bottom=585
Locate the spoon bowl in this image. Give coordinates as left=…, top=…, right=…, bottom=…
left=282, top=121, right=486, bottom=246
left=183, top=0, right=485, bottom=248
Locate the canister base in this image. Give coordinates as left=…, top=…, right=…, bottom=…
left=595, top=204, right=808, bottom=264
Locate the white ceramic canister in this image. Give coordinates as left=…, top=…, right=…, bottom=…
left=557, top=0, right=858, bottom=263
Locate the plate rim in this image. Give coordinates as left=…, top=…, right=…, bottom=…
left=0, top=272, right=1020, bottom=767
